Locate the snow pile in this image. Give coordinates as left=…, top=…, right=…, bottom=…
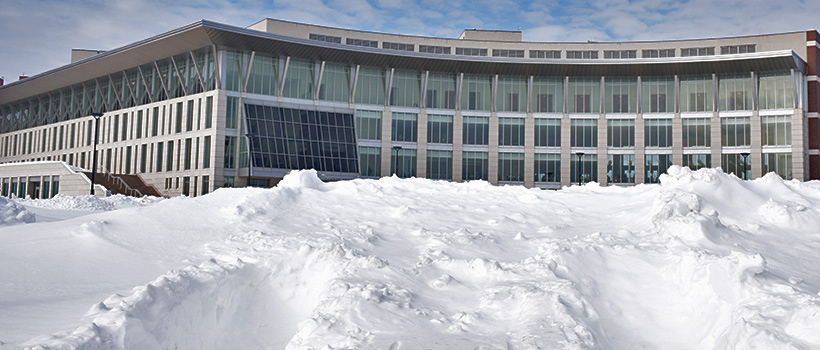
left=2, top=169, right=820, bottom=349
left=14, top=194, right=163, bottom=211
left=0, top=196, right=35, bottom=225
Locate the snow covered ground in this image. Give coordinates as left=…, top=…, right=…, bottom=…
left=1, top=166, right=819, bottom=349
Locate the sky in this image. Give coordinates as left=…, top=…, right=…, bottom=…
left=1, top=0, right=819, bottom=84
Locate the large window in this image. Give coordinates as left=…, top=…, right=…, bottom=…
left=391, top=148, right=416, bottom=178
left=762, top=153, right=792, bottom=179
left=758, top=72, right=794, bottom=110
left=683, top=154, right=711, bottom=170
left=462, top=75, right=492, bottom=111
left=391, top=112, right=417, bottom=142
left=320, top=62, right=350, bottom=102
left=682, top=118, right=711, bottom=147
left=719, top=74, right=753, bottom=111
left=571, top=154, right=598, bottom=184
left=427, top=150, right=452, bottom=180
left=463, top=151, right=488, bottom=181
left=568, top=78, right=600, bottom=114
left=608, top=154, right=635, bottom=184
left=534, top=118, right=561, bottom=147
left=607, top=119, right=635, bottom=148
left=680, top=76, right=714, bottom=112
left=721, top=117, right=751, bottom=147
left=356, top=110, right=381, bottom=140
left=762, top=115, right=791, bottom=146
left=605, top=78, right=637, bottom=113
left=499, top=117, right=525, bottom=146
left=224, top=50, right=243, bottom=92
left=282, top=59, right=314, bottom=100
left=532, top=77, right=563, bottom=113
left=722, top=153, right=751, bottom=179
left=390, top=70, right=421, bottom=107
left=247, top=53, right=278, bottom=96
left=645, top=118, right=673, bottom=148
left=355, top=66, right=386, bottom=105
left=426, top=72, right=457, bottom=109
left=427, top=114, right=453, bottom=144
left=498, top=153, right=525, bottom=182
left=534, top=153, right=560, bottom=183
left=571, top=119, right=597, bottom=148
left=642, top=77, right=674, bottom=113
left=645, top=154, right=673, bottom=184
left=359, top=146, right=381, bottom=177
left=463, top=116, right=489, bottom=145
left=497, top=76, right=527, bottom=112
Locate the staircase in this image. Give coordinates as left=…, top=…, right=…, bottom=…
left=83, top=170, right=163, bottom=197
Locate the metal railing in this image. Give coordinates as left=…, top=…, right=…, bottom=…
left=100, top=167, right=143, bottom=197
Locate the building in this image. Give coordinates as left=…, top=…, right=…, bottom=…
left=1, top=18, right=818, bottom=198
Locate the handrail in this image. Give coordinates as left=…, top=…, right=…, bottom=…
left=100, top=167, right=143, bottom=197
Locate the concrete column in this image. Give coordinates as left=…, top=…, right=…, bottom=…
left=750, top=110, right=762, bottom=179
left=634, top=113, right=646, bottom=183
left=452, top=110, right=463, bottom=182
left=793, top=108, right=806, bottom=180
left=488, top=112, right=499, bottom=185
left=672, top=114, right=683, bottom=165
left=560, top=113, right=571, bottom=186
left=711, top=112, right=721, bottom=168
left=597, top=114, right=608, bottom=185
left=417, top=110, right=428, bottom=178
left=380, top=108, right=392, bottom=176
left=523, top=113, right=535, bottom=188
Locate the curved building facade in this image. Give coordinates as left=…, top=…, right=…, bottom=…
left=1, top=18, right=818, bottom=197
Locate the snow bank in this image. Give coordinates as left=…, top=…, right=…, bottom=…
left=0, top=196, right=35, bottom=225
left=4, top=168, right=820, bottom=349
left=15, top=194, right=163, bottom=211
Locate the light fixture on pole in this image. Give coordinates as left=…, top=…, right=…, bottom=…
left=740, top=152, right=750, bottom=180
left=576, top=152, right=585, bottom=186
left=90, top=112, right=103, bottom=195
left=392, top=146, right=403, bottom=177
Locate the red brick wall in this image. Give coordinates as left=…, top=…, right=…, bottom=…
left=810, top=155, right=820, bottom=180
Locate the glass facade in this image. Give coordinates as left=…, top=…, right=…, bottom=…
left=463, top=151, right=488, bottom=181
left=534, top=118, right=561, bottom=147
left=722, top=153, right=751, bottom=179
left=721, top=117, right=751, bottom=147
left=568, top=78, right=600, bottom=114
left=463, top=116, right=490, bottom=145
left=608, top=154, right=635, bottom=184
left=571, top=154, right=598, bottom=184
left=642, top=77, right=674, bottom=113
left=532, top=78, right=563, bottom=113
left=762, top=153, right=792, bottom=179
left=427, top=114, right=453, bottom=144
left=356, top=110, right=382, bottom=140
left=534, top=153, right=560, bottom=183
left=391, top=112, right=418, bottom=142
left=683, top=118, right=711, bottom=147
left=426, top=73, right=457, bottom=109
left=680, top=76, right=713, bottom=112
left=762, top=115, right=791, bottom=146
left=391, top=148, right=416, bottom=178
left=462, top=75, right=492, bottom=111
left=498, top=152, right=525, bottom=182
left=359, top=146, right=381, bottom=177
left=718, top=74, right=753, bottom=111
left=498, top=117, right=525, bottom=146
left=758, top=72, right=794, bottom=110
left=607, top=119, right=635, bottom=148
left=497, top=76, right=527, bottom=112
left=605, top=78, right=637, bottom=114
left=645, top=154, right=673, bottom=183
left=427, top=150, right=452, bottom=180
left=571, top=119, right=597, bottom=148
left=683, top=154, right=711, bottom=170
left=390, top=70, right=421, bottom=107
left=645, top=119, right=673, bottom=148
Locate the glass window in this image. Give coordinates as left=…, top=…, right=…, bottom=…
left=682, top=154, right=711, bottom=170
left=496, top=76, right=527, bottom=112
left=426, top=72, right=457, bottom=109
left=427, top=114, right=453, bottom=144
left=641, top=77, right=674, bottom=113
left=320, top=63, right=350, bottom=102
left=645, top=119, right=673, bottom=148
left=534, top=118, right=561, bottom=147
left=762, top=115, right=791, bottom=146
left=682, top=118, right=711, bottom=147
left=532, top=77, right=563, bottom=113
left=224, top=50, right=243, bottom=92
left=391, top=112, right=417, bottom=142
left=283, top=59, right=315, bottom=100
left=570, top=154, right=597, bottom=184
left=722, top=153, right=751, bottom=179
left=462, top=75, right=492, bottom=111
left=498, top=152, right=525, bottom=182
left=607, top=154, right=635, bottom=184
left=359, top=146, right=381, bottom=177
left=203, top=136, right=211, bottom=169
left=498, top=117, right=525, bottom=146
left=534, top=153, right=560, bottom=183
left=463, top=116, right=489, bottom=145
left=680, top=76, right=714, bottom=112
left=226, top=96, right=239, bottom=129
left=645, top=154, right=673, bottom=184
left=463, top=151, right=488, bottom=181
left=605, top=78, right=637, bottom=113
left=571, top=119, right=597, bottom=147
left=721, top=117, right=751, bottom=147
left=762, top=153, right=792, bottom=179
left=247, top=53, right=278, bottom=96
left=390, top=70, right=421, bottom=107
left=568, top=78, right=600, bottom=114
left=758, top=72, right=794, bottom=110
left=390, top=148, right=416, bottom=178
left=427, top=150, right=452, bottom=180
left=607, top=119, right=635, bottom=148
left=719, top=74, right=753, bottom=111
left=356, top=110, right=382, bottom=140
left=355, top=66, right=386, bottom=105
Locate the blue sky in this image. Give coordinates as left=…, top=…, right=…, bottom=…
left=1, top=0, right=819, bottom=84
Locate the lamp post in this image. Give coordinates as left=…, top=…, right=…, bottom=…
left=740, top=152, right=750, bottom=180
left=575, top=152, right=585, bottom=186
left=90, top=112, right=103, bottom=195
left=245, top=133, right=255, bottom=181
left=392, top=146, right=403, bottom=177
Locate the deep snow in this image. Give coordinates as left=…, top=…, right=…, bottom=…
left=1, top=166, right=819, bottom=349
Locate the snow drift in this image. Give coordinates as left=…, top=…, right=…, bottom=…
left=2, top=168, right=820, bottom=349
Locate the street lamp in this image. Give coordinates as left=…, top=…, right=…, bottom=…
left=90, top=112, right=103, bottom=195
left=575, top=152, right=585, bottom=186
left=740, top=152, right=750, bottom=180
left=392, top=145, right=402, bottom=177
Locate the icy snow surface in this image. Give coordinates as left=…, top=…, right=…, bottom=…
left=1, top=166, right=820, bottom=349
